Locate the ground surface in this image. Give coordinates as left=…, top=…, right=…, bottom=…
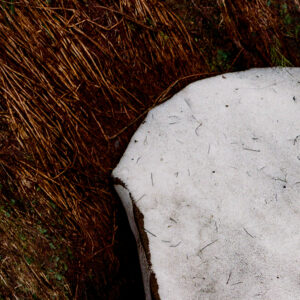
left=0, top=0, right=299, bottom=299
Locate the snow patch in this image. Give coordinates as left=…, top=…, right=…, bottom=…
left=113, top=68, right=300, bottom=300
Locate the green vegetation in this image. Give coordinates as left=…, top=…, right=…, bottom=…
left=0, top=176, right=71, bottom=298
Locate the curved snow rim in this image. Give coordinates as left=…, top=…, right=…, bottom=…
left=113, top=67, right=300, bottom=300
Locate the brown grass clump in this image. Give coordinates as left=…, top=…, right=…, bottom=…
left=0, top=0, right=206, bottom=298
left=0, top=0, right=299, bottom=299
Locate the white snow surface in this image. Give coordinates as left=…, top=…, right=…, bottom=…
left=113, top=68, right=300, bottom=300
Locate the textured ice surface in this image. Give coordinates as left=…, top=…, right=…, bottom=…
left=113, top=68, right=300, bottom=300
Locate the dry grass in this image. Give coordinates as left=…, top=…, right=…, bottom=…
left=218, top=0, right=297, bottom=66
left=0, top=0, right=299, bottom=299
left=0, top=0, right=205, bottom=298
